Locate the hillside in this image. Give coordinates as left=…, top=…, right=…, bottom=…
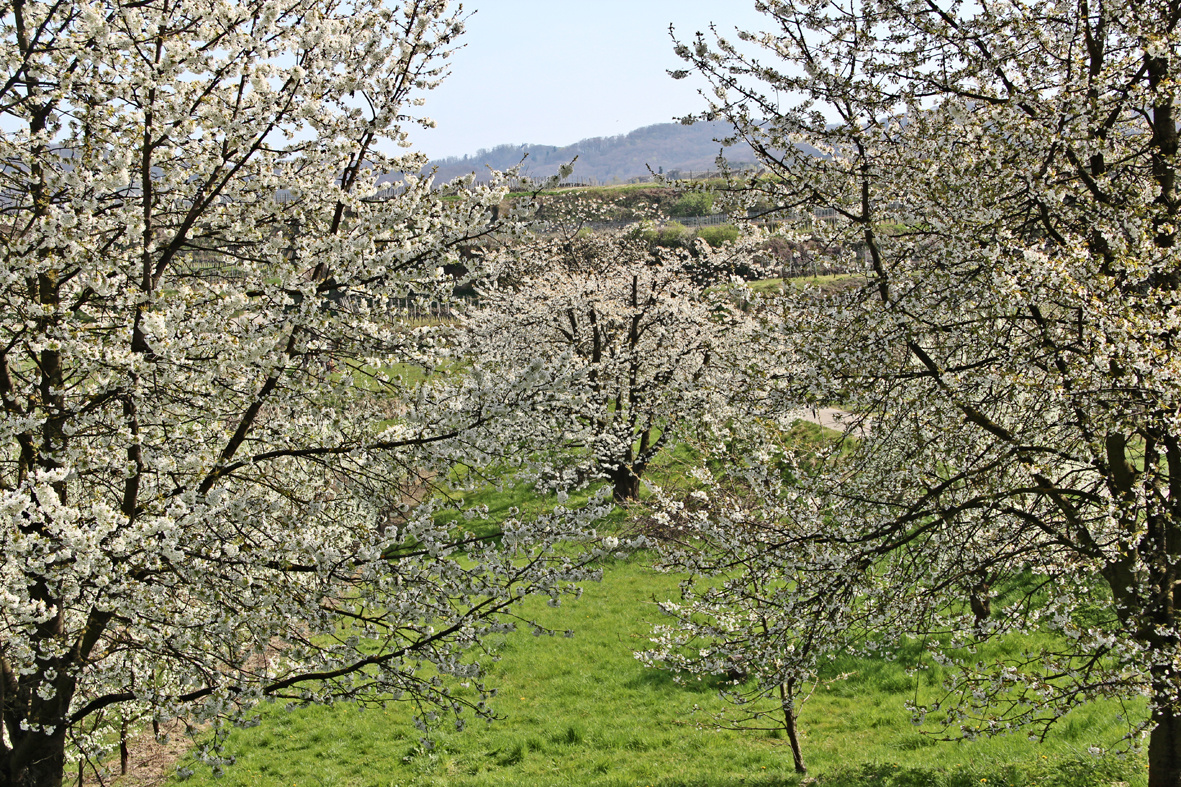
left=426, top=121, right=760, bottom=184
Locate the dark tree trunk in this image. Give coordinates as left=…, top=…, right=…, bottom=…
left=120, top=714, right=130, bottom=775
left=2, top=655, right=77, bottom=787
left=1148, top=697, right=1181, bottom=787
left=968, top=591, right=990, bottom=625
left=3, top=728, right=69, bottom=787
left=610, top=463, right=640, bottom=502
left=968, top=570, right=991, bottom=629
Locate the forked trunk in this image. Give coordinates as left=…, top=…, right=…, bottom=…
left=968, top=570, right=991, bottom=631
left=610, top=463, right=640, bottom=502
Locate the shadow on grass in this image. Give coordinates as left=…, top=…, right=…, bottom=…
left=623, top=667, right=738, bottom=695
left=655, top=778, right=802, bottom=787
left=797, top=756, right=1143, bottom=787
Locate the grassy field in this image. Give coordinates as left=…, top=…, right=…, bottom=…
left=156, top=422, right=1146, bottom=787
left=746, top=275, right=863, bottom=296
left=169, top=560, right=1146, bottom=785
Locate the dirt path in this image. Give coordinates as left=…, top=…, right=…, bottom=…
left=791, top=407, right=872, bottom=438
left=78, top=720, right=193, bottom=787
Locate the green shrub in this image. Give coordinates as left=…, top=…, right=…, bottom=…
left=671, top=192, right=715, bottom=216
left=697, top=223, right=741, bottom=247
left=633, top=221, right=691, bottom=248
left=659, top=221, right=691, bottom=246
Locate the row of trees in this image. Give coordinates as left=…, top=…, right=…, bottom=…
left=4, top=0, right=1180, bottom=785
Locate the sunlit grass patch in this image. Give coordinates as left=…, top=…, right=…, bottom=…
left=171, top=554, right=1145, bottom=787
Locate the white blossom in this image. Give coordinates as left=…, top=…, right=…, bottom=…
left=0, top=2, right=604, bottom=784
left=660, top=0, right=1181, bottom=781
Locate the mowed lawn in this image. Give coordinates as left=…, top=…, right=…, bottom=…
left=171, top=557, right=1146, bottom=787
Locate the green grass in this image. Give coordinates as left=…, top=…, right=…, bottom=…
left=747, top=275, right=863, bottom=295
left=332, top=358, right=472, bottom=396
left=159, top=422, right=1143, bottom=787
left=169, top=550, right=1145, bottom=787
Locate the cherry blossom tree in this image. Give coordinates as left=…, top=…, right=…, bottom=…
left=459, top=231, right=747, bottom=502
left=0, top=2, right=607, bottom=786
left=668, top=0, right=1181, bottom=784
left=637, top=429, right=854, bottom=776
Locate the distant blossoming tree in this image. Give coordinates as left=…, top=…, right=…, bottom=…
left=0, top=2, right=606, bottom=786
left=460, top=231, right=749, bottom=502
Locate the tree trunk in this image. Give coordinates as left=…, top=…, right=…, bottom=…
left=610, top=464, right=640, bottom=502
left=4, top=728, right=69, bottom=787
left=1148, top=699, right=1181, bottom=787
left=968, top=570, right=991, bottom=630
left=120, top=714, right=130, bottom=775
left=779, top=681, right=807, bottom=775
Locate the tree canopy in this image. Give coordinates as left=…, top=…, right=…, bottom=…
left=0, top=2, right=605, bottom=785
left=658, top=1, right=1181, bottom=785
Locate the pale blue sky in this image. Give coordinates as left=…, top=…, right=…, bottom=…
left=403, top=1, right=769, bottom=160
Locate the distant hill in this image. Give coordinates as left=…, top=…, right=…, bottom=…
left=425, top=121, right=760, bottom=185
